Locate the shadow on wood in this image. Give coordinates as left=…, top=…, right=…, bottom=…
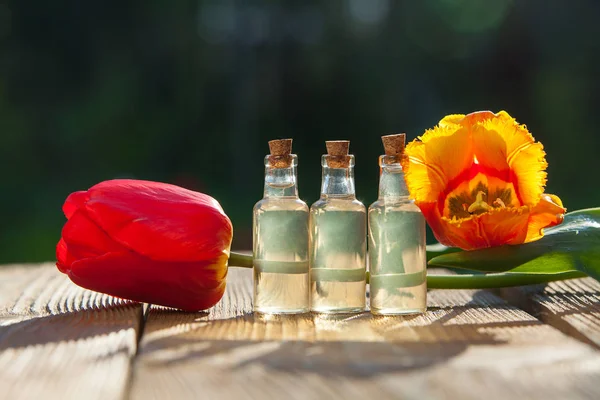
left=141, top=339, right=472, bottom=376
left=0, top=303, right=142, bottom=352
left=501, top=278, right=600, bottom=349
left=0, top=264, right=145, bottom=400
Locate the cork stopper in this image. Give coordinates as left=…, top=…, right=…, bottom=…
left=381, top=133, right=406, bottom=164
left=267, top=139, right=293, bottom=168
left=325, top=140, right=351, bottom=168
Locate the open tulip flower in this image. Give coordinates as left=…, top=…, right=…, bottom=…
left=56, top=179, right=232, bottom=311
left=401, top=110, right=566, bottom=251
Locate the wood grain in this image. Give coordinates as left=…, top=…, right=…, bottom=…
left=501, top=278, right=600, bottom=349
left=0, top=264, right=143, bottom=400
left=130, top=268, right=600, bottom=400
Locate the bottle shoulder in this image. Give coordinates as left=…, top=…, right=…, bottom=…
left=369, top=199, right=383, bottom=209
left=254, top=197, right=309, bottom=212
left=368, top=198, right=422, bottom=213
left=310, top=197, right=366, bottom=213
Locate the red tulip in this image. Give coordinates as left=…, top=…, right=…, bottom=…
left=56, top=179, right=232, bottom=311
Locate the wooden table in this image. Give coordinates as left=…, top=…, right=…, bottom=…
left=1, top=264, right=599, bottom=400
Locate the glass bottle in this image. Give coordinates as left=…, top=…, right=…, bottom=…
left=368, top=134, right=427, bottom=315
left=309, top=140, right=367, bottom=313
left=253, top=139, right=310, bottom=314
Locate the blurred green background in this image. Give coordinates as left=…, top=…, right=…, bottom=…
left=0, top=0, right=598, bottom=263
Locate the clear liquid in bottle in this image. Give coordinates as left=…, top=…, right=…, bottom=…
left=254, top=201, right=309, bottom=314
left=369, top=201, right=427, bottom=315
left=310, top=200, right=367, bottom=313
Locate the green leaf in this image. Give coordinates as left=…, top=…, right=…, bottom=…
left=428, top=208, right=600, bottom=280
left=426, top=243, right=460, bottom=260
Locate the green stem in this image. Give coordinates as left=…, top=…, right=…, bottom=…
left=228, top=251, right=586, bottom=289
left=229, top=251, right=253, bottom=268
left=424, top=271, right=586, bottom=289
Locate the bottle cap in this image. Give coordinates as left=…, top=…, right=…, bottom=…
left=381, top=133, right=406, bottom=164
left=268, top=139, right=293, bottom=168
left=325, top=140, right=351, bottom=168
left=382, top=133, right=405, bottom=156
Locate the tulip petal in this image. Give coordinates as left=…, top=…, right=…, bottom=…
left=68, top=251, right=228, bottom=311
left=403, top=126, right=474, bottom=202
left=525, top=194, right=566, bottom=242
left=422, top=201, right=531, bottom=250
left=419, top=202, right=457, bottom=247
left=57, top=209, right=127, bottom=273
left=61, top=209, right=127, bottom=259
left=479, top=112, right=547, bottom=205
left=446, top=206, right=530, bottom=249
left=471, top=124, right=511, bottom=179
left=56, top=238, right=71, bottom=272
left=439, top=113, right=466, bottom=127
left=81, top=180, right=233, bottom=262
left=63, top=190, right=89, bottom=219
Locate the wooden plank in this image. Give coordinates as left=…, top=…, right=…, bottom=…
left=0, top=263, right=143, bottom=400
left=501, top=278, right=600, bottom=349
left=131, top=268, right=600, bottom=400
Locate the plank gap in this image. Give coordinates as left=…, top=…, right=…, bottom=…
left=122, top=304, right=151, bottom=400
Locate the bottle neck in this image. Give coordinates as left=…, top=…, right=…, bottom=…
left=378, top=157, right=409, bottom=200
left=263, top=156, right=299, bottom=198
left=320, top=156, right=356, bottom=199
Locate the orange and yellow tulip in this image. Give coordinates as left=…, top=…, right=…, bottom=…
left=401, top=110, right=566, bottom=250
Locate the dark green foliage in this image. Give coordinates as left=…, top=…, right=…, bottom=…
left=1, top=1, right=599, bottom=262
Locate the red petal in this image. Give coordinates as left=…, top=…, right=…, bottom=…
left=68, top=251, right=228, bottom=311
left=61, top=209, right=127, bottom=260
left=421, top=200, right=532, bottom=251
left=440, top=207, right=530, bottom=250
left=56, top=238, right=71, bottom=272
left=63, top=190, right=89, bottom=219
left=82, top=179, right=232, bottom=262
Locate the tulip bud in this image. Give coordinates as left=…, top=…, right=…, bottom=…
left=56, top=179, right=232, bottom=311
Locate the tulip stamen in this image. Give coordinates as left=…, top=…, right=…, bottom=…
left=493, top=198, right=506, bottom=208
left=467, top=191, right=490, bottom=214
